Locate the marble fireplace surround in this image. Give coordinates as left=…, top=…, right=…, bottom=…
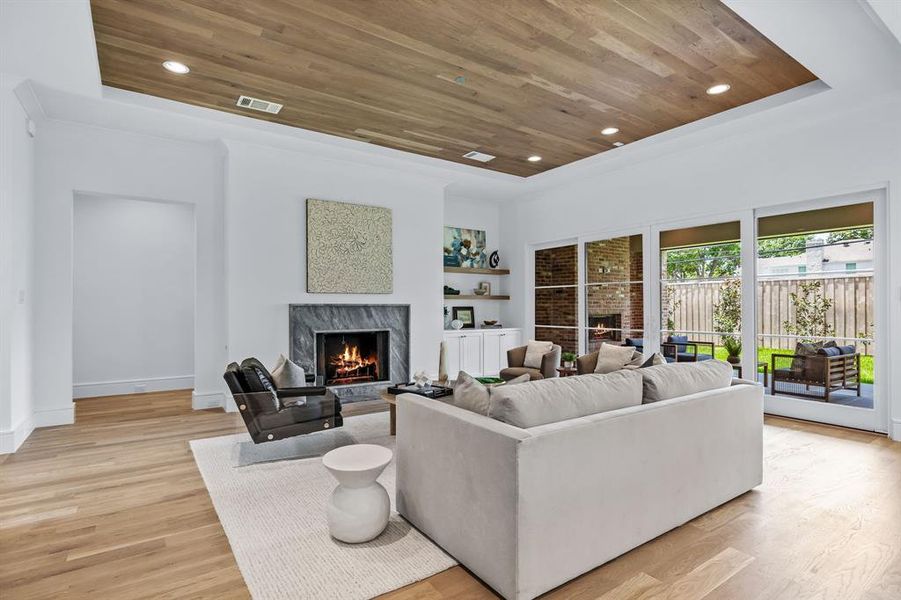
left=289, top=304, right=410, bottom=402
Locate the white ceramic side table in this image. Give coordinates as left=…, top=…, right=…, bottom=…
left=322, top=444, right=393, bottom=543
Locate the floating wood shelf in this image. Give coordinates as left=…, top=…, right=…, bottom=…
left=444, top=267, right=510, bottom=275
left=445, top=294, right=511, bottom=300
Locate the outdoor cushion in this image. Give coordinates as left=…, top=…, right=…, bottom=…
left=677, top=352, right=713, bottom=362
left=837, top=345, right=856, bottom=355
left=818, top=346, right=842, bottom=357
left=625, top=338, right=645, bottom=350
left=667, top=335, right=689, bottom=352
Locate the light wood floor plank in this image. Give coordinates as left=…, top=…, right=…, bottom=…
left=1, top=390, right=899, bottom=599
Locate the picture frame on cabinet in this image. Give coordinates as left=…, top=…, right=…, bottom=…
left=452, top=306, right=475, bottom=329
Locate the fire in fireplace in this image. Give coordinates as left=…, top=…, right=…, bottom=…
left=316, top=330, right=390, bottom=386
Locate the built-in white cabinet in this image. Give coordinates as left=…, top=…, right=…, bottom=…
left=443, top=328, right=522, bottom=378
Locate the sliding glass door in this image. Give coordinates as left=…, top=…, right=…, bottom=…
left=658, top=222, right=742, bottom=368
left=756, top=198, right=882, bottom=430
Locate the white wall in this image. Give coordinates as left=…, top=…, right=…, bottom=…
left=0, top=76, right=35, bottom=452
left=33, top=121, right=227, bottom=424
left=500, top=93, right=901, bottom=439
left=73, top=195, right=195, bottom=398
left=443, top=195, right=509, bottom=326
left=223, top=141, right=448, bottom=402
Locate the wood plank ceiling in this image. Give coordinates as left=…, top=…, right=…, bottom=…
left=91, top=0, right=817, bottom=177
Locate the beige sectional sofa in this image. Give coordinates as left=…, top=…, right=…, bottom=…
left=395, top=361, right=763, bottom=600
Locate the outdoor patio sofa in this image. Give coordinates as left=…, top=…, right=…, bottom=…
left=770, top=343, right=861, bottom=401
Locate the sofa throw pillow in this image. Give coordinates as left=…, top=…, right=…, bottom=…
left=640, top=360, right=733, bottom=403
left=523, top=340, right=554, bottom=369
left=272, top=355, right=307, bottom=389
left=593, top=343, right=637, bottom=374
left=640, top=353, right=666, bottom=368
left=453, top=371, right=491, bottom=415
left=454, top=371, right=531, bottom=416
left=489, top=371, right=642, bottom=428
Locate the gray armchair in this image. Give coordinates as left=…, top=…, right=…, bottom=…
left=499, top=344, right=561, bottom=381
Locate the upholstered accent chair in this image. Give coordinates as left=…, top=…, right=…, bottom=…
left=661, top=335, right=714, bottom=363
left=223, top=358, right=342, bottom=443
left=499, top=344, right=561, bottom=381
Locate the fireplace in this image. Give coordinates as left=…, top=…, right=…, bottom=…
left=316, top=330, right=390, bottom=386
left=588, top=313, right=623, bottom=342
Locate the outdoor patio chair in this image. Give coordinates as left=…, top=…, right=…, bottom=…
left=770, top=344, right=861, bottom=401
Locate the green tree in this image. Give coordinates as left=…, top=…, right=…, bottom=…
left=757, top=234, right=810, bottom=258
left=826, top=227, right=873, bottom=244
left=664, top=243, right=740, bottom=280
left=783, top=281, right=834, bottom=340
left=713, top=279, right=742, bottom=340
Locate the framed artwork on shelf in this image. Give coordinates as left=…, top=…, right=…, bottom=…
left=452, top=306, right=475, bottom=329
left=443, top=226, right=487, bottom=268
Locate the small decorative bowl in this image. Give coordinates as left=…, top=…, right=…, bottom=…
left=483, top=320, right=498, bottom=327
left=473, top=288, right=488, bottom=295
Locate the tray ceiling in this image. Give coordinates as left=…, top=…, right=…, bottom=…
left=91, top=0, right=817, bottom=177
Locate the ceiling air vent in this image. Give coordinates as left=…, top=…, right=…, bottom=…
left=236, top=95, right=283, bottom=114
left=462, top=151, right=496, bottom=163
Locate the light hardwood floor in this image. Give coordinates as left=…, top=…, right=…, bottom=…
left=1, top=391, right=899, bottom=599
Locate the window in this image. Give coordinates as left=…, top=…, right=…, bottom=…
left=757, top=202, right=874, bottom=408
left=659, top=221, right=741, bottom=364
left=534, top=244, right=578, bottom=353
left=584, top=235, right=643, bottom=352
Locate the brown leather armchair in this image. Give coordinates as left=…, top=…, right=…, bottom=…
left=499, top=344, right=561, bottom=381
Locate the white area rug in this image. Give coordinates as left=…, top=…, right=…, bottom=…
left=190, top=412, right=457, bottom=600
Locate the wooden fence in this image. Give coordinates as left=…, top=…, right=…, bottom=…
left=665, top=275, right=875, bottom=354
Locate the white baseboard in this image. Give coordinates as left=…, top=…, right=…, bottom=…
left=73, top=375, right=194, bottom=399
left=192, top=390, right=226, bottom=411
left=891, top=418, right=901, bottom=442
left=0, top=415, right=35, bottom=454
left=33, top=406, right=75, bottom=428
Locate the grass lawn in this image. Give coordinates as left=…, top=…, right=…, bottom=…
left=713, top=347, right=874, bottom=384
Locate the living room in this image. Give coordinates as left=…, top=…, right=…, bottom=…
left=1, top=1, right=900, bottom=599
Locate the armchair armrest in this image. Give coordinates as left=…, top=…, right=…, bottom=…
left=540, top=345, right=562, bottom=378
left=276, top=386, right=326, bottom=398
left=506, top=345, right=527, bottom=368
left=233, top=390, right=279, bottom=415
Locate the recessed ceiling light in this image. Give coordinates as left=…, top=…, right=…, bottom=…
left=601, top=127, right=619, bottom=135
left=706, top=83, right=731, bottom=95
left=527, top=155, right=542, bottom=162
left=162, top=60, right=190, bottom=74
left=612, top=141, right=624, bottom=147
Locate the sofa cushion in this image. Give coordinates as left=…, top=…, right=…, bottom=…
left=488, top=370, right=642, bottom=428
left=640, top=360, right=733, bottom=403
left=523, top=340, right=553, bottom=369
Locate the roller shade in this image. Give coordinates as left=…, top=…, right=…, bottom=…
left=758, top=202, right=873, bottom=238
left=660, top=221, right=740, bottom=250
